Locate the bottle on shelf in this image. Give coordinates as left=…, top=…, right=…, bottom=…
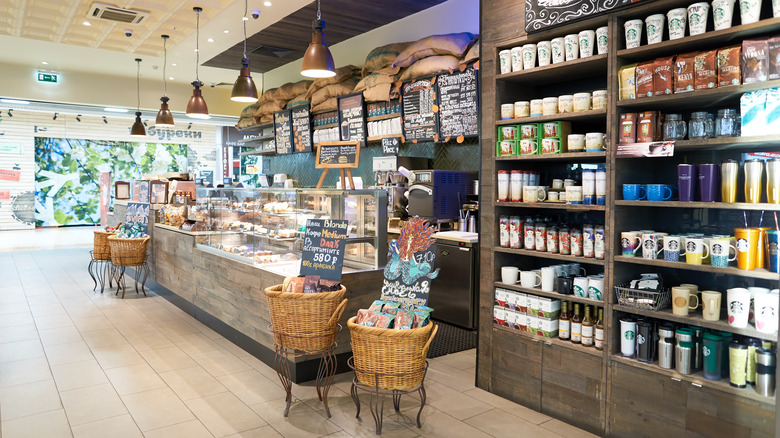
left=594, top=307, right=604, bottom=351
left=571, top=303, right=582, bottom=344
left=582, top=305, right=594, bottom=347
left=559, top=301, right=571, bottom=340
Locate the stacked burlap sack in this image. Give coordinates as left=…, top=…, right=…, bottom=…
left=305, top=65, right=362, bottom=113
left=235, top=80, right=312, bottom=128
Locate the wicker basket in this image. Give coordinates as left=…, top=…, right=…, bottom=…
left=93, top=230, right=116, bottom=261
left=264, top=284, right=347, bottom=353
left=348, top=316, right=438, bottom=391
left=107, top=236, right=150, bottom=266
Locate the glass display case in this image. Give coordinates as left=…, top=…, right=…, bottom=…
left=192, top=188, right=387, bottom=276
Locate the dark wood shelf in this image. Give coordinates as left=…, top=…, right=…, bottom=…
left=496, top=108, right=608, bottom=125
left=237, top=121, right=273, bottom=133
left=613, top=304, right=778, bottom=342
left=314, top=123, right=338, bottom=130
left=497, top=151, right=607, bottom=162
left=617, top=18, right=780, bottom=62
left=366, top=134, right=403, bottom=142
left=495, top=281, right=604, bottom=306
left=366, top=113, right=401, bottom=122
left=674, top=135, right=780, bottom=151
left=496, top=54, right=608, bottom=85
left=616, top=80, right=780, bottom=111
left=614, top=255, right=780, bottom=281
left=615, top=200, right=780, bottom=211
left=236, top=134, right=275, bottom=146
left=611, top=355, right=775, bottom=406
left=495, top=247, right=606, bottom=265
left=496, top=201, right=606, bottom=211
left=493, top=325, right=604, bottom=358
left=238, top=149, right=276, bottom=156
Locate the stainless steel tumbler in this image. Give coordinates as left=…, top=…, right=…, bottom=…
left=721, top=160, right=738, bottom=203
left=756, top=348, right=776, bottom=397
left=745, top=159, right=764, bottom=204
left=766, top=159, right=780, bottom=204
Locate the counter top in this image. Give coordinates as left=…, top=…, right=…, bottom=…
left=432, top=231, right=479, bottom=243
left=154, top=223, right=215, bottom=236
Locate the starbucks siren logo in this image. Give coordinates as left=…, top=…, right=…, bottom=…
left=711, top=243, right=723, bottom=255
left=703, top=346, right=711, bottom=357
left=686, top=241, right=697, bottom=253
left=736, top=238, right=749, bottom=252
left=624, top=331, right=635, bottom=341
left=667, top=240, right=679, bottom=251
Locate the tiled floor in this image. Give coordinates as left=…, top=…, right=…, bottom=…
left=0, top=241, right=598, bottom=438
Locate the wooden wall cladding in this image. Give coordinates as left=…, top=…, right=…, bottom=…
left=490, top=329, right=543, bottom=410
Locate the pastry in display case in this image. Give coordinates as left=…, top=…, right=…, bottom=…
left=194, top=188, right=387, bottom=275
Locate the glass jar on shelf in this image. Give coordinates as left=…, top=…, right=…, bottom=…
left=715, top=109, right=739, bottom=137
left=663, top=114, right=687, bottom=140
left=688, top=111, right=715, bottom=139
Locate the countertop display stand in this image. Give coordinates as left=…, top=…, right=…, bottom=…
left=480, top=0, right=780, bottom=435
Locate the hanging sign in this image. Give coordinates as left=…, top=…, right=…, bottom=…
left=437, top=67, right=479, bottom=141
left=300, top=218, right=349, bottom=281
left=273, top=109, right=293, bottom=154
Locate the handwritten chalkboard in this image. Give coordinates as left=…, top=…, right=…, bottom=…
left=300, top=219, right=349, bottom=281
left=273, top=109, right=292, bottom=155
left=402, top=77, right=439, bottom=142
left=338, top=93, right=365, bottom=144
left=525, top=0, right=635, bottom=33
left=315, top=141, right=360, bottom=169
left=291, top=105, right=312, bottom=153
left=437, top=68, right=479, bottom=140
left=125, top=202, right=150, bottom=233
left=382, top=137, right=400, bottom=156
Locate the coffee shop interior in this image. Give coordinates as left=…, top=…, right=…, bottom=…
left=1, top=0, right=780, bottom=436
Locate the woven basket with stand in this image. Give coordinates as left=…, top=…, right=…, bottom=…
left=93, top=230, right=116, bottom=261
left=347, top=316, right=438, bottom=391
left=107, top=236, right=150, bottom=266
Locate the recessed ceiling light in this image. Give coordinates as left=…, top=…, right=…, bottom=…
left=193, top=48, right=198, bottom=52
left=223, top=29, right=229, bottom=33
left=242, top=16, right=248, bottom=21
left=104, top=108, right=129, bottom=113
left=1, top=99, right=30, bottom=105
left=264, top=1, right=272, bottom=6
left=169, top=77, right=174, bottom=80
left=207, top=38, right=214, bottom=43
left=41, top=61, right=48, bottom=65
left=83, top=21, right=91, bottom=26
left=171, top=63, right=177, bottom=66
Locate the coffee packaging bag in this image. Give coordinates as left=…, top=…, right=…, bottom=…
left=694, top=50, right=718, bottom=90
left=653, top=56, right=675, bottom=96
left=742, top=39, right=769, bottom=84
left=619, top=63, right=638, bottom=100
left=619, top=112, right=638, bottom=144
left=740, top=90, right=767, bottom=136
left=636, top=61, right=655, bottom=98
left=637, top=111, right=661, bottom=142
left=769, top=37, right=780, bottom=81
left=765, top=88, right=780, bottom=135
left=718, top=45, right=742, bottom=87
left=674, top=52, right=697, bottom=93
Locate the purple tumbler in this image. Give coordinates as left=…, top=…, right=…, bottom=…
left=678, top=164, right=697, bottom=202
left=698, top=163, right=720, bottom=202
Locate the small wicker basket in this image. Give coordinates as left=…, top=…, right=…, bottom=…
left=348, top=316, right=438, bottom=391
left=264, top=284, right=347, bottom=353
left=93, top=230, right=116, bottom=261
left=107, top=236, right=150, bottom=266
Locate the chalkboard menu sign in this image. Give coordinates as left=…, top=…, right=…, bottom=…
left=316, top=141, right=360, bottom=168
left=382, top=137, right=400, bottom=156
left=337, top=93, right=365, bottom=144
left=300, top=218, right=349, bottom=281
left=437, top=68, right=479, bottom=140
left=291, top=105, right=312, bottom=153
left=125, top=202, right=150, bottom=233
left=402, top=77, right=439, bottom=143
left=273, top=109, right=292, bottom=155
left=525, top=0, right=635, bottom=33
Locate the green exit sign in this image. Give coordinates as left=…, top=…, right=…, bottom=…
left=37, top=73, right=58, bottom=83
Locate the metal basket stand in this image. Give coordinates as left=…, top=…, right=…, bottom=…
left=88, top=250, right=114, bottom=293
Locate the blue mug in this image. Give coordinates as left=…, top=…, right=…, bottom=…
left=623, top=184, right=647, bottom=201
left=647, top=184, right=673, bottom=201
left=767, top=231, right=780, bottom=273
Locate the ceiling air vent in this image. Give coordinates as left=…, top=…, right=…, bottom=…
left=87, top=2, right=149, bottom=25
left=251, top=45, right=297, bottom=59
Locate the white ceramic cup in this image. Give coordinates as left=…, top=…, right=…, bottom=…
left=645, top=14, right=665, bottom=44
left=551, top=37, right=565, bottom=64
left=501, top=266, right=520, bottom=284
left=588, top=276, right=605, bottom=301
left=624, top=19, right=644, bottom=49
left=774, top=0, right=780, bottom=17
left=688, top=2, right=710, bottom=35
left=548, top=191, right=560, bottom=202
left=748, top=286, right=770, bottom=325
left=568, top=134, right=586, bottom=151
left=566, top=185, right=583, bottom=204
left=754, top=291, right=779, bottom=334
left=499, top=50, right=512, bottom=74
left=712, top=0, right=736, bottom=29
left=510, top=47, right=524, bottom=72
left=530, top=99, right=543, bottom=116
left=592, top=90, right=608, bottom=109
left=573, top=276, right=589, bottom=297
left=537, top=41, right=552, bottom=66
left=564, top=34, right=579, bottom=61
left=667, top=8, right=688, bottom=40
left=672, top=286, right=700, bottom=316
left=542, top=97, right=559, bottom=116
left=573, top=92, right=592, bottom=112
left=541, top=267, right=556, bottom=292
left=620, top=318, right=637, bottom=357
left=739, top=0, right=762, bottom=24
left=558, top=95, right=574, bottom=113
left=596, top=26, right=609, bottom=54
left=520, top=270, right=542, bottom=289
left=585, top=132, right=607, bottom=149
left=578, top=30, right=596, bottom=58
left=727, top=287, right=751, bottom=328
left=500, top=103, right=514, bottom=120
left=514, top=101, right=530, bottom=118
left=522, top=43, right=537, bottom=70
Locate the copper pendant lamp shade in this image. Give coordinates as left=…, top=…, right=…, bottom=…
left=130, top=58, right=146, bottom=137
left=155, top=35, right=175, bottom=126
left=186, top=81, right=210, bottom=119
left=301, top=0, right=335, bottom=78
left=231, top=0, right=259, bottom=103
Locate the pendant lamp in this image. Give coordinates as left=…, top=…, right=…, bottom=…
left=230, top=0, right=258, bottom=102
left=186, top=7, right=210, bottom=119
left=156, top=35, right=175, bottom=126
left=301, top=0, right=335, bottom=78
left=130, top=58, right=146, bottom=137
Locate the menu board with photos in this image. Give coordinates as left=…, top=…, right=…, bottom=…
left=402, top=77, right=439, bottom=142
left=273, top=109, right=293, bottom=155
left=291, top=105, right=312, bottom=153
left=315, top=141, right=360, bottom=168
left=337, top=93, right=366, bottom=144
left=437, top=68, right=479, bottom=139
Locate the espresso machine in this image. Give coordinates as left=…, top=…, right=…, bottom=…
left=372, top=156, right=430, bottom=219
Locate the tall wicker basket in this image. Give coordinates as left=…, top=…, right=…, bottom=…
left=93, top=231, right=116, bottom=261
left=347, top=316, right=438, bottom=391
left=107, top=236, right=150, bottom=266
left=264, top=284, right=347, bottom=353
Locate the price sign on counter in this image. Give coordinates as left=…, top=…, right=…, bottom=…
left=381, top=137, right=400, bottom=156
left=300, top=219, right=349, bottom=281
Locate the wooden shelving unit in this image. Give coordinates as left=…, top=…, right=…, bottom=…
left=493, top=325, right=603, bottom=357
left=616, top=79, right=780, bottom=111
left=495, top=201, right=606, bottom=211
left=496, top=54, right=608, bottom=85
left=495, top=281, right=605, bottom=306
left=497, top=151, right=607, bottom=162
left=496, top=108, right=608, bottom=125
left=496, top=247, right=606, bottom=265
left=615, top=255, right=780, bottom=280
left=615, top=200, right=780, bottom=211
left=366, top=113, right=401, bottom=122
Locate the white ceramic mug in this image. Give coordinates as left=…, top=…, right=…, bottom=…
left=727, top=287, right=751, bottom=328
left=596, top=26, right=609, bottom=54
left=573, top=92, right=592, bottom=112
left=578, top=30, right=596, bottom=58
left=624, top=19, right=644, bottom=49
left=592, top=90, right=608, bottom=109
left=667, top=8, right=688, bottom=40
left=564, top=34, right=579, bottom=61
left=566, top=185, right=583, bottom=204
left=530, top=99, right=543, bottom=116
left=542, top=97, right=559, bottom=116
left=499, top=50, right=511, bottom=74
left=541, top=266, right=556, bottom=292
left=645, top=14, right=665, bottom=44
left=501, top=266, right=520, bottom=284
left=712, top=0, right=736, bottom=29
left=585, top=132, right=607, bottom=149
left=573, top=276, right=589, bottom=297
left=514, top=101, right=530, bottom=118
left=558, top=95, right=574, bottom=113
left=754, top=291, right=779, bottom=334
left=773, top=0, right=780, bottom=17
left=522, top=43, right=537, bottom=70
left=702, top=290, right=722, bottom=321
left=739, top=0, right=762, bottom=24
left=510, top=47, right=523, bottom=72
left=551, top=37, right=565, bottom=64
left=520, top=270, right=542, bottom=289
left=588, top=276, right=604, bottom=300
left=688, top=2, right=710, bottom=35
left=568, top=134, right=586, bottom=151
left=672, top=286, right=700, bottom=316
left=500, top=104, right=514, bottom=120
left=537, top=41, right=552, bottom=66
left=620, top=318, right=637, bottom=357
left=748, top=286, right=770, bottom=325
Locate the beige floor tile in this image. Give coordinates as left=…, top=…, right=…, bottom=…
left=51, top=359, right=110, bottom=392
left=422, top=381, right=492, bottom=421
left=395, top=405, right=491, bottom=438
left=104, top=362, right=167, bottom=395
left=60, top=382, right=128, bottom=426
left=34, top=313, right=75, bottom=330
left=159, top=365, right=229, bottom=401
left=240, top=355, right=282, bottom=383
left=80, top=327, right=128, bottom=349
left=121, top=387, right=195, bottom=431
left=39, top=326, right=84, bottom=346
left=45, top=341, right=95, bottom=366
left=463, top=408, right=560, bottom=438
left=153, top=319, right=202, bottom=337
left=0, top=301, right=31, bottom=316
left=72, top=316, right=115, bottom=333
left=71, top=414, right=144, bottom=438
left=0, top=408, right=72, bottom=438
left=167, top=332, right=223, bottom=356
left=462, top=388, right=551, bottom=425
left=424, top=361, right=476, bottom=393
left=0, top=324, right=39, bottom=344
left=0, top=312, right=34, bottom=328
left=0, top=356, right=53, bottom=388
left=248, top=399, right=298, bottom=426
left=261, top=402, right=342, bottom=438
left=185, top=392, right=267, bottom=437
left=0, top=378, right=63, bottom=420
left=190, top=348, right=252, bottom=377
left=216, top=370, right=287, bottom=406
left=139, top=346, right=198, bottom=373
left=30, top=303, right=68, bottom=318
left=122, top=329, right=175, bottom=352
left=0, top=339, right=45, bottom=363
left=324, top=401, right=418, bottom=438
left=213, top=337, right=252, bottom=359
left=142, top=419, right=213, bottom=438
left=540, top=418, right=600, bottom=438
left=91, top=343, right=145, bottom=369
left=223, top=424, right=284, bottom=438
left=434, top=350, right=476, bottom=372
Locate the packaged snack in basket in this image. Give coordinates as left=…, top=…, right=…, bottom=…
left=394, top=309, right=415, bottom=329
left=413, top=309, right=432, bottom=328
left=374, top=312, right=396, bottom=329
left=284, top=276, right=305, bottom=293
left=318, top=279, right=341, bottom=292
left=382, top=301, right=401, bottom=314
left=303, top=275, right=320, bottom=293
left=417, top=305, right=434, bottom=314
left=356, top=309, right=377, bottom=326
left=368, top=300, right=386, bottom=312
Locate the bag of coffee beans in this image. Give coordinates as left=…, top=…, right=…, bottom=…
left=636, top=61, right=655, bottom=98
left=653, top=56, right=675, bottom=96
left=718, top=45, right=742, bottom=87
left=769, top=37, right=780, bottom=81
left=619, top=113, right=638, bottom=144
left=742, top=39, right=769, bottom=84
left=674, top=52, right=697, bottom=93
left=694, top=50, right=718, bottom=90
left=619, top=63, right=638, bottom=100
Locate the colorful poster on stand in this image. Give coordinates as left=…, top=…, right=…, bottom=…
left=380, top=217, right=440, bottom=310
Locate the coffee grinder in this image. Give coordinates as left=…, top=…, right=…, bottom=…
left=372, top=156, right=430, bottom=219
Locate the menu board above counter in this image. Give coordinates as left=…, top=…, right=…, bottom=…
left=338, top=93, right=366, bottom=145
left=437, top=68, right=479, bottom=141
left=291, top=105, right=312, bottom=153
left=402, top=77, right=439, bottom=143
left=273, top=109, right=292, bottom=155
